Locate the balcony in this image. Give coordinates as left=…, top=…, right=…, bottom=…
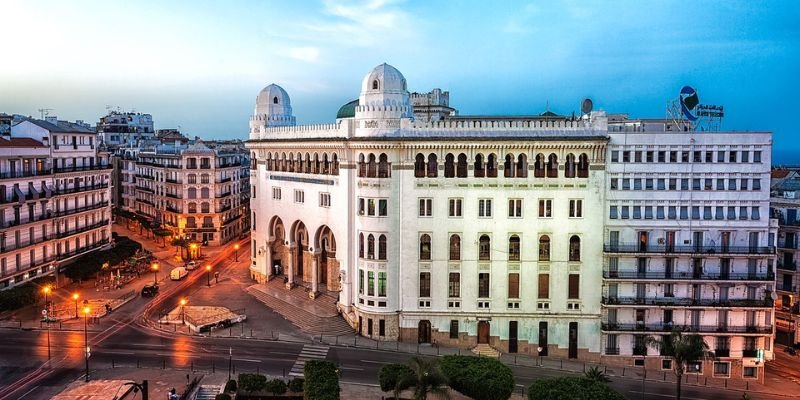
left=604, top=347, right=620, bottom=355
left=55, top=220, right=110, bottom=239
left=138, top=198, right=155, bottom=206
left=54, top=183, right=109, bottom=196
left=632, top=346, right=648, bottom=356
left=778, top=262, right=798, bottom=271
left=601, top=296, right=774, bottom=308
left=742, top=349, right=758, bottom=358
left=0, top=234, right=53, bottom=252
left=219, top=162, right=242, bottom=168
left=165, top=192, right=181, bottom=199
left=0, top=168, right=52, bottom=181
left=777, top=283, right=797, bottom=292
left=165, top=178, right=180, bottom=184
left=602, top=270, right=774, bottom=281
left=135, top=174, right=155, bottom=180
left=166, top=205, right=181, bottom=213
left=600, top=322, right=772, bottom=334
left=216, top=176, right=232, bottom=183
left=217, top=203, right=232, bottom=213
left=715, top=349, right=730, bottom=358
left=57, top=238, right=110, bottom=260
left=1, top=213, right=53, bottom=229
left=216, top=191, right=232, bottom=198
left=222, top=213, right=242, bottom=226
left=604, top=243, right=775, bottom=255
left=54, top=164, right=112, bottom=174
left=136, top=186, right=155, bottom=194
left=51, top=201, right=109, bottom=218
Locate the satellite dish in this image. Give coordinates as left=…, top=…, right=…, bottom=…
left=679, top=86, right=699, bottom=121
left=580, top=98, right=593, bottom=115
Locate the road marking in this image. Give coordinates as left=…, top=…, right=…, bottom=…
left=101, top=351, right=135, bottom=355
left=16, top=386, right=38, bottom=400
left=359, top=359, right=394, bottom=365
left=290, top=344, right=329, bottom=377
left=156, top=353, right=199, bottom=358
left=233, top=358, right=261, bottom=363
left=628, top=391, right=708, bottom=400
left=339, top=366, right=364, bottom=371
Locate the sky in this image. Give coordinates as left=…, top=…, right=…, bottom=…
left=1, top=0, right=798, bottom=162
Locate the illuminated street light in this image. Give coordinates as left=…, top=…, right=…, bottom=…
left=82, top=303, right=91, bottom=382
left=72, top=293, right=80, bottom=319
left=151, top=262, right=160, bottom=284
left=205, top=265, right=212, bottom=287
left=234, top=244, right=240, bottom=262
left=42, top=286, right=52, bottom=362
left=180, top=298, right=188, bottom=324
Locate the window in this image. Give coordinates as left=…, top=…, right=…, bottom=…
left=658, top=151, right=666, bottom=162
left=539, top=235, right=551, bottom=261
left=739, top=206, right=748, bottom=220
left=713, top=362, right=730, bottom=377
left=449, top=234, right=461, bottom=261
left=704, top=206, right=712, bottom=220
left=294, top=190, right=304, bottom=203
left=319, top=192, right=331, bottom=207
left=419, top=272, right=430, bottom=297
left=478, top=273, right=490, bottom=298
left=368, top=199, right=376, bottom=216
left=691, top=206, right=700, bottom=220
left=378, top=235, right=387, bottom=260
left=633, top=206, right=642, bottom=219
left=753, top=179, right=761, bottom=191
left=743, top=367, right=757, bottom=378
left=378, top=199, right=388, bottom=216
left=657, top=206, right=665, bottom=219
left=717, top=150, right=725, bottom=162
left=741, top=151, right=749, bottom=163
left=646, top=151, right=654, bottom=162
left=418, top=198, right=432, bottom=217
left=508, top=235, right=521, bottom=261
left=680, top=206, right=688, bottom=220
left=634, top=151, right=642, bottom=162
left=611, top=151, right=619, bottom=162
left=681, top=151, right=689, bottom=163
left=358, top=233, right=364, bottom=258
left=669, top=178, right=677, bottom=190
left=727, top=206, right=736, bottom=220
left=729, top=151, right=737, bottom=163
left=538, top=273, right=549, bottom=299
left=644, top=206, right=653, bottom=219
left=367, top=234, right=375, bottom=259
left=478, top=199, right=492, bottom=217
left=569, top=199, right=583, bottom=218
left=539, top=199, right=552, bottom=217
left=479, top=235, right=491, bottom=261
left=508, top=199, right=523, bottom=217
left=359, top=269, right=364, bottom=294
left=621, top=206, right=630, bottom=219
left=419, top=234, right=431, bottom=260
left=751, top=207, right=760, bottom=220
left=378, top=272, right=386, bottom=297
left=716, top=179, right=725, bottom=190
left=622, top=179, right=630, bottom=190
left=368, top=271, right=375, bottom=296
left=622, top=151, right=630, bottom=162
left=568, top=274, right=580, bottom=299
left=645, top=178, right=653, bottom=190
left=610, top=178, right=618, bottom=190
left=704, top=179, right=712, bottom=190
left=569, top=235, right=581, bottom=261
left=687, top=361, right=702, bottom=374
left=634, top=179, right=642, bottom=190
left=379, top=319, right=386, bottom=336
left=610, top=206, right=618, bottom=219
left=449, top=320, right=459, bottom=339
left=705, top=151, right=713, bottom=162
left=681, top=179, right=689, bottom=191
left=449, top=198, right=462, bottom=217
left=754, top=151, right=762, bottom=163
left=741, top=179, right=748, bottom=190
left=693, top=151, right=702, bottom=162
left=448, top=272, right=460, bottom=297
left=508, top=273, right=520, bottom=298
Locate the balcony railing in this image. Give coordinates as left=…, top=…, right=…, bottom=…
left=601, top=296, right=774, bottom=308
left=165, top=192, right=181, bottom=199
left=51, top=201, right=109, bottom=218
left=135, top=174, right=155, bottom=180
left=55, top=220, right=109, bottom=239
left=136, top=186, right=155, bottom=194
left=165, top=205, right=181, bottom=213
left=715, top=349, right=730, bottom=357
left=217, top=203, right=232, bottom=213
left=54, top=183, right=109, bottom=196
left=54, top=164, right=112, bottom=174
left=216, top=176, right=232, bottom=183
left=742, top=349, right=758, bottom=358
left=0, top=168, right=52, bottom=180
left=216, top=191, right=232, bottom=198
left=604, top=243, right=775, bottom=255
left=138, top=198, right=155, bottom=206
left=778, top=262, right=798, bottom=271
left=1, top=213, right=53, bottom=228
left=0, top=234, right=53, bottom=252
left=57, top=239, right=110, bottom=260
left=604, top=347, right=620, bottom=355
left=165, top=178, right=180, bottom=184
left=602, top=270, right=774, bottom=281
left=222, top=213, right=242, bottom=226
left=601, top=323, right=772, bottom=334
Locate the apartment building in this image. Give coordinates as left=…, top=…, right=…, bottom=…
left=771, top=169, right=800, bottom=345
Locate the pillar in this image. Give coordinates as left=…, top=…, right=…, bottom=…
left=265, top=244, right=273, bottom=277
left=286, top=246, right=294, bottom=289
left=310, top=255, right=319, bottom=298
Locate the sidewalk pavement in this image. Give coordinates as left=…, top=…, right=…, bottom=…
left=51, top=367, right=217, bottom=400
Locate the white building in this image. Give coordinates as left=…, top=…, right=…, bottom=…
left=98, top=111, right=155, bottom=147
left=1, top=115, right=113, bottom=289
left=770, top=169, right=800, bottom=346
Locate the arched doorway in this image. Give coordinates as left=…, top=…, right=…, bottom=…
left=320, top=239, right=329, bottom=284
left=268, top=216, right=286, bottom=275
left=314, top=225, right=337, bottom=291
left=418, top=320, right=431, bottom=343
left=291, top=221, right=308, bottom=279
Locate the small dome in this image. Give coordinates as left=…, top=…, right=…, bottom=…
left=256, top=84, right=291, bottom=109
left=361, top=63, right=407, bottom=94
left=336, top=99, right=359, bottom=119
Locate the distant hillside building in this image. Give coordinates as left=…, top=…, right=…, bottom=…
left=98, top=111, right=154, bottom=147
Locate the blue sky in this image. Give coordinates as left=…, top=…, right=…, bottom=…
left=1, top=1, right=798, bottom=162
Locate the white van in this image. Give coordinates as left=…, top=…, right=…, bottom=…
left=186, top=261, right=197, bottom=271
left=170, top=266, right=188, bottom=281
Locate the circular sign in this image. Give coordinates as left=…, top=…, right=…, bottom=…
left=42, top=309, right=48, bottom=316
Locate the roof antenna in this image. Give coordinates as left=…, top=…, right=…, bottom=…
left=38, top=108, right=53, bottom=119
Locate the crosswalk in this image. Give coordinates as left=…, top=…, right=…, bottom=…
left=289, top=344, right=330, bottom=377
left=195, top=385, right=222, bottom=400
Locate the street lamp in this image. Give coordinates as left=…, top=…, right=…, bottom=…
left=151, top=262, right=159, bottom=284
left=82, top=303, right=91, bottom=382
left=234, top=244, right=240, bottom=262
left=42, top=286, right=52, bottom=362
left=205, top=265, right=212, bottom=287
left=189, top=243, right=198, bottom=261
left=72, top=293, right=80, bottom=319
left=179, top=298, right=188, bottom=324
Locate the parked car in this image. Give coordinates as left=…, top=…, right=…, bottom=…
left=784, top=346, right=797, bottom=356
left=141, top=283, right=159, bottom=297
left=170, top=266, right=189, bottom=280
left=186, top=261, right=197, bottom=271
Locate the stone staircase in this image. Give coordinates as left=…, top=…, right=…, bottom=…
left=247, top=281, right=354, bottom=336
left=472, top=344, right=501, bottom=358
left=194, top=385, right=221, bottom=400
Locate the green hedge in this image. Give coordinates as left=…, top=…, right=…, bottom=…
left=0, top=276, right=55, bottom=311
left=440, top=355, right=514, bottom=400
left=264, top=379, right=287, bottom=395
left=378, top=363, right=413, bottom=392
left=238, top=373, right=267, bottom=392
left=214, top=394, right=231, bottom=400
left=224, top=379, right=237, bottom=393
left=304, top=360, right=339, bottom=400
left=528, top=377, right=624, bottom=400
left=63, top=236, right=141, bottom=280
left=288, top=377, right=304, bottom=393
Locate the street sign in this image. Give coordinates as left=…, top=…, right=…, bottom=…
left=42, top=309, right=48, bottom=316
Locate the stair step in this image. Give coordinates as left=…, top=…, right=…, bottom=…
left=247, top=285, right=353, bottom=336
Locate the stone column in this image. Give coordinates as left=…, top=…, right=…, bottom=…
left=310, top=255, right=319, bottom=298
left=286, top=246, right=294, bottom=289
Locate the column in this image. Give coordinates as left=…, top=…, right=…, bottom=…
left=310, top=255, right=319, bottom=298
left=286, top=247, right=294, bottom=288
left=265, top=244, right=272, bottom=278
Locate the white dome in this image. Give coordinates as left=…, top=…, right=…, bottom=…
left=361, top=63, right=407, bottom=94
left=255, top=84, right=292, bottom=115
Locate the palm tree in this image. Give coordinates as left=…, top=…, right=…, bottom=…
left=584, top=365, right=611, bottom=383
left=645, top=328, right=715, bottom=400
left=394, top=357, right=450, bottom=400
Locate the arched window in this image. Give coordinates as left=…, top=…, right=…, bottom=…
left=509, top=235, right=521, bottom=261
left=297, top=153, right=304, bottom=173
left=479, top=235, right=491, bottom=260
left=287, top=153, right=294, bottom=172
left=250, top=152, right=257, bottom=169
left=188, top=202, right=197, bottom=213
left=358, top=154, right=366, bottom=177
left=305, top=152, right=311, bottom=173
left=331, top=153, right=340, bottom=175
left=487, top=154, right=498, bottom=177
left=517, top=154, right=528, bottom=178
left=474, top=154, right=485, bottom=178
left=203, top=216, right=212, bottom=227
left=201, top=188, right=209, bottom=199
left=577, top=153, right=589, bottom=178
left=444, top=153, right=455, bottom=178
left=564, top=154, right=576, bottom=178
left=414, top=154, right=426, bottom=178
left=273, top=96, right=278, bottom=104
left=569, top=235, right=581, bottom=261
left=201, top=202, right=209, bottom=213
left=187, top=187, right=197, bottom=199
left=378, top=153, right=390, bottom=178
left=201, top=174, right=209, bottom=184
left=378, top=235, right=387, bottom=260
left=449, top=234, right=461, bottom=261
left=359, top=233, right=364, bottom=258
left=427, top=154, right=438, bottom=178
left=322, top=154, right=329, bottom=174
left=372, top=80, right=379, bottom=90
left=504, top=154, right=515, bottom=178
left=420, top=234, right=431, bottom=260
left=266, top=153, right=273, bottom=170
left=457, top=154, right=468, bottom=178
left=546, top=153, right=558, bottom=178
left=188, top=174, right=197, bottom=184
left=368, top=154, right=377, bottom=177
left=539, top=235, right=551, bottom=261
left=534, top=154, right=545, bottom=178
left=367, top=234, right=375, bottom=259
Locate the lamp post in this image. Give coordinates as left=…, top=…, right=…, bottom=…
left=180, top=298, right=187, bottom=324
left=83, top=302, right=91, bottom=382
left=205, top=265, right=212, bottom=287
left=72, top=292, right=80, bottom=319
left=42, top=286, right=51, bottom=362
left=151, top=262, right=159, bottom=284
left=234, top=244, right=240, bottom=262
left=189, top=243, right=197, bottom=261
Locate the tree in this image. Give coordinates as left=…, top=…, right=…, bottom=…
left=645, top=328, right=715, bottom=400
left=394, top=357, right=450, bottom=400
left=528, top=377, right=623, bottom=400
left=584, top=366, right=611, bottom=383
left=171, top=237, right=189, bottom=259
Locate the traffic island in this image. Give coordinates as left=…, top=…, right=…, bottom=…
left=158, top=305, right=247, bottom=333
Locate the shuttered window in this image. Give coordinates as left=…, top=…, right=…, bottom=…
left=538, top=273, right=549, bottom=299
left=568, top=274, right=580, bottom=299
left=508, top=273, right=520, bottom=299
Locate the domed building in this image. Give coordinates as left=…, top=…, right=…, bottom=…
left=249, top=84, right=296, bottom=137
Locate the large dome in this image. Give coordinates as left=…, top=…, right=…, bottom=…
left=361, top=63, right=407, bottom=94
left=256, top=84, right=291, bottom=113
left=250, top=83, right=295, bottom=132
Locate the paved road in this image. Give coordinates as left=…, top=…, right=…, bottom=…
left=0, top=239, right=791, bottom=400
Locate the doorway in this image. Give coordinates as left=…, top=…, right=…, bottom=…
left=538, top=321, right=548, bottom=356
left=568, top=322, right=578, bottom=359
left=509, top=321, right=518, bottom=353
left=418, top=320, right=431, bottom=343
left=478, top=321, right=490, bottom=344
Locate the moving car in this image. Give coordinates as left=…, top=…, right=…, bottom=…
left=141, top=283, right=159, bottom=297
left=186, top=261, right=197, bottom=270
left=170, top=266, right=188, bottom=280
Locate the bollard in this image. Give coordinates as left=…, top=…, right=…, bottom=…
left=354, top=336, right=357, bottom=346
left=622, top=367, right=625, bottom=377
left=560, top=359, right=563, bottom=369
left=229, top=327, right=232, bottom=337
left=376, top=340, right=379, bottom=350
left=583, top=363, right=585, bottom=372
left=663, top=372, right=666, bottom=381
left=724, top=379, right=727, bottom=388
left=233, top=363, right=235, bottom=374
left=163, top=359, right=166, bottom=369
left=137, top=359, right=140, bottom=368
left=213, top=362, right=215, bottom=373
left=604, top=366, right=607, bottom=374
left=250, top=328, right=253, bottom=337
left=704, top=377, right=707, bottom=385
left=746, top=381, right=749, bottom=391
left=515, top=355, right=518, bottom=365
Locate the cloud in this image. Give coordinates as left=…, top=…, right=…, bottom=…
left=289, top=47, right=321, bottom=62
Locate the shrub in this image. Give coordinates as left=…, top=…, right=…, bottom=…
left=584, top=366, right=611, bottom=383
left=238, top=373, right=267, bottom=392
left=378, top=363, right=414, bottom=392
left=304, top=360, right=339, bottom=400
left=440, top=355, right=514, bottom=400
left=63, top=236, right=141, bottom=280
left=215, top=394, right=231, bottom=400
left=528, top=377, right=624, bottom=400
left=288, top=377, right=305, bottom=393
left=224, top=379, right=237, bottom=393
left=0, top=276, right=56, bottom=311
left=265, top=378, right=288, bottom=395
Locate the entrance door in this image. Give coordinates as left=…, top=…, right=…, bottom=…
left=568, top=322, right=578, bottom=359
left=296, top=242, right=304, bottom=277
left=538, top=321, right=548, bottom=356
left=418, top=320, right=431, bottom=343
left=509, top=321, right=518, bottom=353
left=358, top=316, right=363, bottom=336
left=477, top=321, right=490, bottom=344
left=320, top=240, right=329, bottom=287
